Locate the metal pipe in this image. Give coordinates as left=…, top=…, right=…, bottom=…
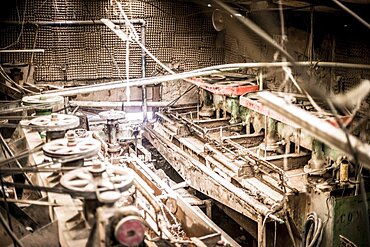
left=193, top=61, right=370, bottom=72
left=330, top=0, right=370, bottom=29
left=0, top=49, right=44, bottom=53
left=69, top=100, right=169, bottom=107
left=38, top=61, right=370, bottom=98
left=257, top=90, right=370, bottom=169
left=140, top=22, right=148, bottom=121
left=0, top=20, right=146, bottom=26
left=39, top=69, right=225, bottom=97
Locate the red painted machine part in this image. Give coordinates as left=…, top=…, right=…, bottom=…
left=114, top=216, right=146, bottom=246
left=189, top=77, right=259, bottom=96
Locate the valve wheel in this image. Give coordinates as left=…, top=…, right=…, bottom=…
left=99, top=110, right=126, bottom=120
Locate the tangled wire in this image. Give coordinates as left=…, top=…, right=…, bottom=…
left=302, top=212, right=324, bottom=247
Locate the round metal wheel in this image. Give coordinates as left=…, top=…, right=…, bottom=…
left=60, top=165, right=134, bottom=198
left=99, top=110, right=126, bottom=121
left=30, top=113, right=80, bottom=131
left=22, top=95, right=64, bottom=106
left=43, top=137, right=101, bottom=159
left=114, top=216, right=145, bottom=246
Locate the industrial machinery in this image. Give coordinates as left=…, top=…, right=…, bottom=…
left=144, top=73, right=370, bottom=247
left=0, top=0, right=369, bottom=246
left=0, top=99, right=238, bottom=247
left=0, top=68, right=369, bottom=247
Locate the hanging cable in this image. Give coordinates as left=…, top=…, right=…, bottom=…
left=302, top=212, right=323, bottom=247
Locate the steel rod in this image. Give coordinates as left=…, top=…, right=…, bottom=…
left=330, top=0, right=370, bottom=29
left=193, top=61, right=370, bottom=72
left=0, top=49, right=44, bottom=53
left=141, top=23, right=148, bottom=121
left=69, top=100, right=170, bottom=107
left=0, top=20, right=145, bottom=26
left=37, top=61, right=370, bottom=98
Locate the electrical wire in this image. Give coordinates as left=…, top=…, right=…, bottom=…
left=213, top=0, right=295, bottom=64
left=302, top=212, right=323, bottom=247
left=125, top=15, right=131, bottom=102
left=116, top=2, right=175, bottom=75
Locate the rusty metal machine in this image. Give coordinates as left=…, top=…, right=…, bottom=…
left=144, top=73, right=370, bottom=247
left=0, top=74, right=369, bottom=247
left=0, top=99, right=238, bottom=247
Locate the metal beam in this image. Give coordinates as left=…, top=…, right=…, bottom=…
left=256, top=90, right=370, bottom=168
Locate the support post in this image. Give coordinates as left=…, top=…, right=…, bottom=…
left=257, top=215, right=266, bottom=247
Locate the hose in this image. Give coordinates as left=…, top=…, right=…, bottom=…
left=302, top=212, right=324, bottom=247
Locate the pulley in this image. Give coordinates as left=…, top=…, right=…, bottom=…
left=22, top=95, right=64, bottom=106
left=22, top=95, right=64, bottom=115
left=212, top=9, right=229, bottom=31
left=60, top=163, right=134, bottom=199
left=42, top=130, right=101, bottom=162
left=29, top=113, right=80, bottom=141
left=30, top=113, right=80, bottom=132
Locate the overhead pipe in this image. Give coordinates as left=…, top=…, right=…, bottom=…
left=39, top=61, right=370, bottom=98
left=0, top=49, right=44, bottom=53
left=69, top=100, right=169, bottom=108
left=193, top=61, right=370, bottom=72
left=330, top=0, right=370, bottom=29
left=3, top=18, right=150, bottom=115
left=140, top=22, right=148, bottom=121
left=0, top=20, right=146, bottom=26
